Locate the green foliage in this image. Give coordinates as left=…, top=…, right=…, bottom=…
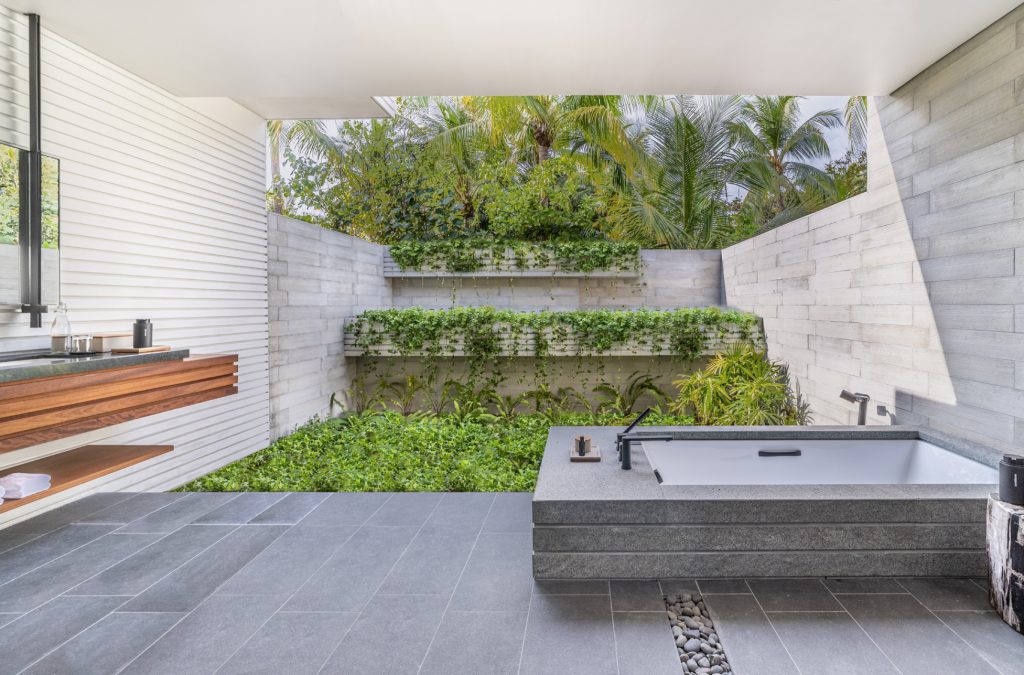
left=178, top=409, right=694, bottom=493
left=388, top=238, right=640, bottom=273
left=476, top=156, right=604, bottom=240
left=825, top=150, right=867, bottom=201
left=670, top=344, right=812, bottom=425
left=1, top=148, right=58, bottom=248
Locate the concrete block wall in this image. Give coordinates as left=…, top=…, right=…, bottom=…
left=723, top=3, right=1024, bottom=451
left=391, top=249, right=722, bottom=310
left=268, top=214, right=390, bottom=439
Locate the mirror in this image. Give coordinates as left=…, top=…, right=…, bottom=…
left=0, top=143, right=60, bottom=310
left=0, top=144, right=19, bottom=306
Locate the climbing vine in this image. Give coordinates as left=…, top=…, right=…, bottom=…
left=388, top=239, right=642, bottom=273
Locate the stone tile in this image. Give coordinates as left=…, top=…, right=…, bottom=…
left=68, top=525, right=234, bottom=596
left=935, top=610, right=1024, bottom=674
left=697, top=578, right=751, bottom=594
left=839, top=593, right=998, bottom=675
left=217, top=525, right=357, bottom=596
left=701, top=594, right=797, bottom=675
left=450, top=532, right=533, bottom=611
left=420, top=610, right=528, bottom=675
left=481, top=492, right=533, bottom=532
left=768, top=611, right=900, bottom=674
left=424, top=492, right=495, bottom=530
left=3, top=493, right=135, bottom=534
left=0, top=533, right=161, bottom=613
left=218, top=611, right=357, bottom=675
left=365, top=492, right=442, bottom=526
left=297, top=492, right=392, bottom=527
left=0, top=524, right=116, bottom=585
left=0, top=596, right=124, bottom=675
left=192, top=492, right=285, bottom=524
left=115, top=493, right=238, bottom=532
left=0, top=533, right=40, bottom=555
left=0, top=614, right=19, bottom=630
left=659, top=578, right=699, bottom=597
left=748, top=578, right=842, bottom=611
left=611, top=580, right=665, bottom=612
left=897, top=578, right=991, bottom=610
left=377, top=524, right=479, bottom=596
left=120, top=595, right=282, bottom=675
left=519, top=594, right=617, bottom=675
left=824, top=577, right=907, bottom=594
left=613, top=611, right=681, bottom=675
left=322, top=594, right=447, bottom=674
left=247, top=492, right=329, bottom=524
left=74, top=493, right=189, bottom=524
left=284, top=525, right=418, bottom=612
left=121, top=525, right=287, bottom=612
left=22, top=611, right=181, bottom=675
left=534, top=580, right=610, bottom=595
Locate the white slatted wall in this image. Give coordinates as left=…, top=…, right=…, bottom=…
left=0, top=6, right=270, bottom=526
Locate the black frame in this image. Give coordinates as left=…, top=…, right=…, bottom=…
left=18, top=13, right=45, bottom=327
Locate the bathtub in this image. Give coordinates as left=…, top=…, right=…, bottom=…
left=532, top=426, right=1002, bottom=579
left=641, top=438, right=998, bottom=486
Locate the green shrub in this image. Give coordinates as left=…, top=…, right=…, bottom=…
left=388, top=238, right=641, bottom=273
left=670, top=344, right=811, bottom=425
left=178, top=410, right=692, bottom=493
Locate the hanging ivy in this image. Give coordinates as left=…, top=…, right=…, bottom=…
left=388, top=239, right=642, bottom=273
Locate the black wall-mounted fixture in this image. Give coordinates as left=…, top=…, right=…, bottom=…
left=19, top=13, right=45, bottom=327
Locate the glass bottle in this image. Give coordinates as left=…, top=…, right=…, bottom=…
left=50, top=302, right=71, bottom=353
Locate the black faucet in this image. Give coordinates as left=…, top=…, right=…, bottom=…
left=840, top=390, right=870, bottom=425
left=616, top=408, right=674, bottom=470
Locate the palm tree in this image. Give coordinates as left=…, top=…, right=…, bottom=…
left=844, top=96, right=868, bottom=153
left=607, top=96, right=744, bottom=248
left=730, top=96, right=842, bottom=227
left=266, top=119, right=334, bottom=214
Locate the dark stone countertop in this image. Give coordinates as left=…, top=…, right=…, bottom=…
left=0, top=348, right=191, bottom=384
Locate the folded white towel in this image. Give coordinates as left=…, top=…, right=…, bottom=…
left=0, top=473, right=51, bottom=499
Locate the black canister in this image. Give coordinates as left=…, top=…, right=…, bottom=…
left=999, top=454, right=1024, bottom=506
left=133, top=319, right=152, bottom=349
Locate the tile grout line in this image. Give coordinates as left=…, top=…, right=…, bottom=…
left=894, top=579, right=1007, bottom=675
left=742, top=579, right=805, bottom=675
left=824, top=583, right=904, bottom=675
left=413, top=493, right=498, bottom=675
left=309, top=491, right=442, bottom=675
left=211, top=493, right=395, bottom=675
left=9, top=521, right=249, bottom=675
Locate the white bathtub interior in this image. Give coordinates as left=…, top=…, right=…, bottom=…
left=640, top=439, right=998, bottom=486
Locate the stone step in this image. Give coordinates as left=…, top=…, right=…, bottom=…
left=533, top=523, right=984, bottom=552
left=533, top=550, right=987, bottom=579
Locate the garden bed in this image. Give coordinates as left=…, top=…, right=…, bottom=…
left=386, top=239, right=642, bottom=275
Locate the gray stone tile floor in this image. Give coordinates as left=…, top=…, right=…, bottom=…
left=0, top=491, right=1021, bottom=674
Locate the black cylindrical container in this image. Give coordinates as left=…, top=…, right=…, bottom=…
left=999, top=454, right=1024, bottom=505
left=133, top=319, right=152, bottom=349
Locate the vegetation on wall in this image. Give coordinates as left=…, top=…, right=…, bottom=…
left=271, top=95, right=867, bottom=249
left=388, top=238, right=641, bottom=273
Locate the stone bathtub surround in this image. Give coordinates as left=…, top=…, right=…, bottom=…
left=532, top=425, right=1002, bottom=579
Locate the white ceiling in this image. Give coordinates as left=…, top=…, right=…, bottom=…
left=5, top=0, right=1021, bottom=119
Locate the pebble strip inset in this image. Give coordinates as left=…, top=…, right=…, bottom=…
left=665, top=593, right=731, bottom=674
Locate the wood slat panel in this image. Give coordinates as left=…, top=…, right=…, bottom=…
left=0, top=386, right=237, bottom=453
left=0, top=354, right=237, bottom=402
left=0, top=444, right=174, bottom=513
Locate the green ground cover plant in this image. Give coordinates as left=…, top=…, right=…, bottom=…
left=179, top=409, right=693, bottom=493
left=388, top=238, right=641, bottom=273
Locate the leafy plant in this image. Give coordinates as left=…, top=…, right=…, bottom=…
left=388, top=238, right=641, bottom=274
left=593, top=371, right=666, bottom=417
left=670, top=345, right=812, bottom=425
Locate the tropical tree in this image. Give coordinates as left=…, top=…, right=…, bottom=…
left=844, top=96, right=868, bottom=153
left=730, top=96, right=842, bottom=227
left=267, top=119, right=334, bottom=213
left=605, top=96, right=744, bottom=248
